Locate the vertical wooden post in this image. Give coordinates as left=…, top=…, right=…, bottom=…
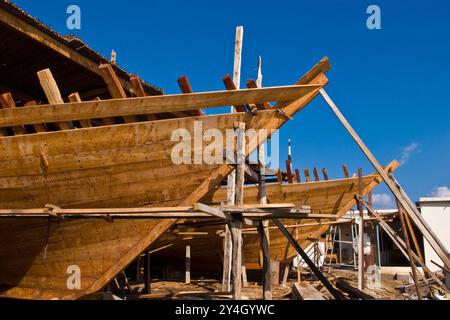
left=231, top=218, right=243, bottom=300
left=225, top=27, right=244, bottom=291
left=143, top=249, right=151, bottom=294
left=231, top=121, right=246, bottom=300
left=222, top=226, right=232, bottom=292
left=357, top=168, right=365, bottom=290
left=185, top=245, right=191, bottom=285
left=282, top=264, right=290, bottom=288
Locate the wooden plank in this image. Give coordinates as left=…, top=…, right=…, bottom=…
left=0, top=85, right=320, bottom=128
left=0, top=93, right=27, bottom=135
left=336, top=279, right=374, bottom=300
left=292, top=282, right=326, bottom=300
left=68, top=93, right=92, bottom=128
left=36, top=69, right=73, bottom=130
left=99, top=63, right=138, bottom=124
left=177, top=76, right=203, bottom=116
left=320, top=89, right=450, bottom=270
left=277, top=169, right=283, bottom=184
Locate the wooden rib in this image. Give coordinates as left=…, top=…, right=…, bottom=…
left=322, top=168, right=329, bottom=181
left=23, top=101, right=47, bottom=133
left=313, top=168, right=320, bottom=182
left=98, top=63, right=138, bottom=124
left=222, top=74, right=246, bottom=112
left=68, top=93, right=92, bottom=128
left=36, top=69, right=73, bottom=130
left=177, top=76, right=203, bottom=116
left=0, top=93, right=27, bottom=135
left=342, top=164, right=350, bottom=178
left=277, top=169, right=283, bottom=184
left=246, top=79, right=271, bottom=109
left=130, top=76, right=157, bottom=121
left=304, top=168, right=312, bottom=182
left=0, top=85, right=320, bottom=128
left=295, top=169, right=301, bottom=183
left=286, top=160, right=294, bottom=184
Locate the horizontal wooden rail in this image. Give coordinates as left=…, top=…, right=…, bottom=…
left=0, top=85, right=320, bottom=128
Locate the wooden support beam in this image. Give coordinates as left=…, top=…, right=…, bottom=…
left=0, top=93, right=27, bottom=135
left=357, top=197, right=448, bottom=292
left=258, top=221, right=272, bottom=300
left=357, top=168, right=365, bottom=291
left=36, top=69, right=73, bottom=130
left=222, top=75, right=247, bottom=112
left=397, top=199, right=423, bottom=299
left=185, top=245, right=191, bottom=285
left=222, top=225, right=232, bottom=292
left=0, top=84, right=320, bottom=129
left=143, top=249, right=151, bottom=294
left=313, top=168, right=320, bottom=182
left=342, top=164, right=350, bottom=178
left=322, top=168, right=329, bottom=181
left=99, top=63, right=138, bottom=124
left=295, top=169, right=301, bottom=183
left=178, top=76, right=203, bottom=117
left=277, top=169, right=283, bottom=184
left=129, top=76, right=158, bottom=121
left=273, top=219, right=343, bottom=300
left=286, top=160, right=294, bottom=184
left=195, top=203, right=231, bottom=221
left=320, top=89, right=450, bottom=270
left=68, top=93, right=92, bottom=128
left=230, top=218, right=243, bottom=300
left=304, top=168, right=312, bottom=182
left=23, top=101, right=47, bottom=133
left=246, top=79, right=271, bottom=109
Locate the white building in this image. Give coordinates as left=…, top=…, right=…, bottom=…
left=418, top=197, right=450, bottom=272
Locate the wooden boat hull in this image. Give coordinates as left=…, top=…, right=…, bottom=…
left=0, top=59, right=329, bottom=299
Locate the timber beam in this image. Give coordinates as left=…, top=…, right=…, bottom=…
left=0, top=85, right=321, bottom=128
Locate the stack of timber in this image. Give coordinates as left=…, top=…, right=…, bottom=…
left=0, top=1, right=334, bottom=300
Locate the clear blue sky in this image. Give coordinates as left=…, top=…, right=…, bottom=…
left=13, top=0, right=450, bottom=207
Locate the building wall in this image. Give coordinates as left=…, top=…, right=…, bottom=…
left=419, top=197, right=450, bottom=272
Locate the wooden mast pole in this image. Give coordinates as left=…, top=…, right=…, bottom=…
left=357, top=168, right=365, bottom=290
